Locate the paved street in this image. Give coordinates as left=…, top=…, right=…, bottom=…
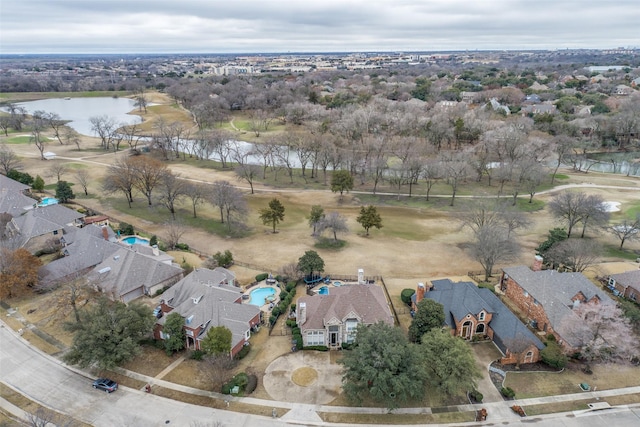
left=2, top=322, right=640, bottom=427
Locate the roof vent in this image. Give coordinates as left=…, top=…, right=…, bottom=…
left=98, top=266, right=111, bottom=274
left=113, top=255, right=120, bottom=260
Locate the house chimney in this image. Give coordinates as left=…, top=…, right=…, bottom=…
left=532, top=255, right=543, bottom=271
left=416, top=283, right=426, bottom=303
left=101, top=225, right=109, bottom=241
left=298, top=302, right=306, bottom=326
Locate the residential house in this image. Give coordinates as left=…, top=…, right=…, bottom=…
left=607, top=270, right=640, bottom=301
left=501, top=259, right=615, bottom=352
left=8, top=204, right=84, bottom=252
left=38, top=224, right=121, bottom=286
left=521, top=103, right=556, bottom=116
left=631, top=77, right=640, bottom=88
left=614, top=84, right=634, bottom=96
left=0, top=174, right=31, bottom=194
left=154, top=268, right=260, bottom=358
left=89, top=243, right=183, bottom=303
left=412, top=279, right=544, bottom=364
left=296, top=284, right=394, bottom=349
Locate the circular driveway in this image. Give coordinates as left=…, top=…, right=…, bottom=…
left=263, top=351, right=343, bottom=404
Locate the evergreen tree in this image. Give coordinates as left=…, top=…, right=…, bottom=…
left=408, top=299, right=445, bottom=343
left=356, top=205, right=383, bottom=236
left=201, top=326, right=232, bottom=356
left=55, top=180, right=75, bottom=203
left=330, top=170, right=354, bottom=197
left=259, top=198, right=285, bottom=233
left=163, top=312, right=186, bottom=355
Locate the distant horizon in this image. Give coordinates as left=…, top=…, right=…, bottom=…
left=2, top=1, right=639, bottom=56
left=1, top=47, right=638, bottom=58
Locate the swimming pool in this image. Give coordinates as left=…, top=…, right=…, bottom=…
left=333, top=281, right=342, bottom=287
left=248, top=287, right=276, bottom=306
left=38, top=197, right=59, bottom=207
left=318, top=286, right=329, bottom=295
left=121, top=236, right=150, bottom=246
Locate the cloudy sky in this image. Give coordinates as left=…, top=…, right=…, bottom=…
left=1, top=0, right=638, bottom=54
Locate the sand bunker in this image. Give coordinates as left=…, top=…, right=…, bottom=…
left=603, top=201, right=621, bottom=212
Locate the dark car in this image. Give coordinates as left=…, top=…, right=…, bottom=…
left=93, top=378, right=118, bottom=393
left=153, top=305, right=163, bottom=318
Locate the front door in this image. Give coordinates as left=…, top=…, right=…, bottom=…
left=461, top=321, right=472, bottom=339
left=329, top=325, right=339, bottom=347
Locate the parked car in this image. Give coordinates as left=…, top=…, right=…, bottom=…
left=153, top=306, right=163, bottom=318
left=93, top=378, right=118, bottom=393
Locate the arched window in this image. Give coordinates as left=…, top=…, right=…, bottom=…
left=525, top=351, right=534, bottom=362
left=478, top=312, right=485, bottom=321
left=475, top=323, right=485, bottom=334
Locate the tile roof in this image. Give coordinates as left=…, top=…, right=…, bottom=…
left=297, top=284, right=393, bottom=330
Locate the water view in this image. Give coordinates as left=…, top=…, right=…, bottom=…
left=12, top=97, right=141, bottom=136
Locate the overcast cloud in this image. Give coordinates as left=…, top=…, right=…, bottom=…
left=1, top=0, right=638, bottom=54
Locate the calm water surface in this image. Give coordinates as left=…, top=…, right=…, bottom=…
left=13, top=97, right=141, bottom=136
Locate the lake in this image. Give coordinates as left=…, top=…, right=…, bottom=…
left=11, top=97, right=142, bottom=136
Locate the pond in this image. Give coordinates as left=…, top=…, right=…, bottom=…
left=8, top=97, right=141, bottom=136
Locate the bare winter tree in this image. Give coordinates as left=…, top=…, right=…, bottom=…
left=577, top=194, right=610, bottom=238
left=279, top=261, right=302, bottom=282
left=131, top=156, right=168, bottom=206
left=62, top=127, right=82, bottom=150
left=47, top=162, right=69, bottom=182
left=44, top=112, right=66, bottom=145
left=547, top=238, right=601, bottom=272
left=0, top=143, right=22, bottom=175
left=317, top=211, right=349, bottom=241
left=163, top=220, right=186, bottom=250
left=606, top=216, right=640, bottom=249
left=203, top=353, right=236, bottom=392
left=469, top=223, right=520, bottom=281
left=30, top=110, right=48, bottom=160
left=158, top=171, right=186, bottom=220
left=564, top=303, right=639, bottom=363
left=438, top=151, right=470, bottom=206
left=231, top=142, right=259, bottom=194
left=209, top=180, right=247, bottom=231
left=74, top=169, right=90, bottom=196
left=183, top=182, right=207, bottom=218
left=549, top=191, right=587, bottom=238
left=103, top=156, right=138, bottom=208
left=89, top=115, right=119, bottom=151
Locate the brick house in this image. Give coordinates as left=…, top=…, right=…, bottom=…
left=296, top=284, right=394, bottom=349
left=607, top=270, right=640, bottom=301
left=412, top=279, right=544, bottom=364
left=154, top=268, right=261, bottom=358
left=501, top=260, right=615, bottom=352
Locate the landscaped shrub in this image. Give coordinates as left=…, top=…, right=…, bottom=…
left=190, top=350, right=205, bottom=360
left=501, top=387, right=516, bottom=399
left=400, top=288, right=415, bottom=306
left=303, top=345, right=328, bottom=351
left=255, top=273, right=269, bottom=282
left=546, top=334, right=556, bottom=342
left=245, top=374, right=258, bottom=394
left=268, top=315, right=277, bottom=327
left=286, top=319, right=297, bottom=328
left=541, top=341, right=568, bottom=369
left=175, top=242, right=190, bottom=251
left=291, top=327, right=300, bottom=336
left=233, top=372, right=249, bottom=388
left=469, top=389, right=483, bottom=403
left=118, top=222, right=134, bottom=236
left=221, top=382, right=232, bottom=394
left=293, top=334, right=303, bottom=349
left=149, top=235, right=158, bottom=246
left=271, top=306, right=281, bottom=317
left=235, top=345, right=251, bottom=360
left=286, top=281, right=297, bottom=292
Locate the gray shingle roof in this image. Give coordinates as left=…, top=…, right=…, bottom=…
left=0, top=190, right=36, bottom=216
left=38, top=225, right=122, bottom=285
left=0, top=174, right=31, bottom=193
left=89, top=245, right=182, bottom=298
left=159, top=268, right=259, bottom=349
left=426, top=279, right=544, bottom=354
left=502, top=266, right=615, bottom=347
left=297, top=284, right=393, bottom=331
left=610, top=270, right=640, bottom=291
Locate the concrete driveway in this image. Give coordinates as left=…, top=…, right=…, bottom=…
left=263, top=350, right=343, bottom=404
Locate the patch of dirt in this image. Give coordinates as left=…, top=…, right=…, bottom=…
left=291, top=367, right=318, bottom=386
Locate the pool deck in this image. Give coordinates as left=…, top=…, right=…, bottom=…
left=244, top=284, right=281, bottom=313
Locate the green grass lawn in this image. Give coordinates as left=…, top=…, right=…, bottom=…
left=2, top=135, right=32, bottom=144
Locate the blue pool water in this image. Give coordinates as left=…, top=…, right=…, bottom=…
left=122, top=236, right=150, bottom=245
left=248, top=287, right=276, bottom=306
left=318, top=286, right=329, bottom=295
left=38, top=197, right=59, bottom=207
left=333, top=281, right=342, bottom=287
